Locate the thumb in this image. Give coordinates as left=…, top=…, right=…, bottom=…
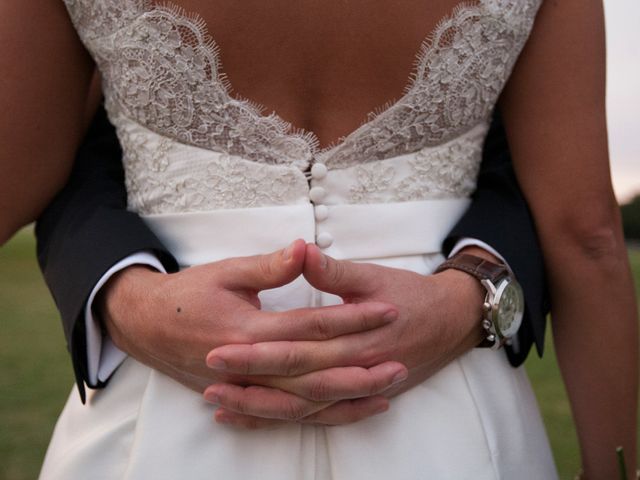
left=220, top=239, right=306, bottom=291
left=303, top=243, right=377, bottom=299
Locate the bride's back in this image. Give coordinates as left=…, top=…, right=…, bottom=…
left=59, top=0, right=541, bottom=215
left=163, top=0, right=461, bottom=148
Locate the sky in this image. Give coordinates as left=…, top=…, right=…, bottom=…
left=604, top=0, right=640, bottom=203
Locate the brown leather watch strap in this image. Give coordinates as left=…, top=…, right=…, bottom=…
left=435, top=253, right=512, bottom=350
left=434, top=253, right=508, bottom=283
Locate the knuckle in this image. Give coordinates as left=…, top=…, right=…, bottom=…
left=221, top=327, right=243, bottom=346
left=234, top=318, right=258, bottom=344
left=356, top=346, right=381, bottom=367
left=213, top=259, right=235, bottom=282
left=225, top=332, right=248, bottom=346
left=228, top=331, right=249, bottom=345
left=355, top=340, right=391, bottom=367
left=310, top=311, right=333, bottom=339
left=356, top=307, right=373, bottom=330
left=329, top=260, right=345, bottom=286
left=283, top=345, right=304, bottom=376
left=230, top=392, right=249, bottom=415
left=308, top=377, right=331, bottom=402
left=258, top=254, right=275, bottom=279
left=283, top=399, right=307, bottom=420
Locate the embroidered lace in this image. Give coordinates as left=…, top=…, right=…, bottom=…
left=63, top=0, right=541, bottom=214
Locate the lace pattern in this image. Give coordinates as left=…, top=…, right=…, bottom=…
left=64, top=0, right=540, bottom=165
left=114, top=115, right=309, bottom=214
left=116, top=115, right=486, bottom=214
left=317, top=0, right=541, bottom=168
left=345, top=125, right=486, bottom=204
left=62, top=0, right=541, bottom=214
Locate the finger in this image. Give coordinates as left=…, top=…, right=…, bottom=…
left=264, top=362, right=408, bottom=402
left=300, top=396, right=390, bottom=425
left=207, top=330, right=387, bottom=378
left=213, top=409, right=286, bottom=430
left=208, top=315, right=395, bottom=376
left=219, top=239, right=306, bottom=291
left=207, top=326, right=395, bottom=375
left=303, top=243, right=379, bottom=299
left=203, top=383, right=331, bottom=420
left=212, top=302, right=396, bottom=356
left=213, top=396, right=390, bottom=428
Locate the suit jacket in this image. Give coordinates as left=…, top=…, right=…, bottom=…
left=35, top=105, right=549, bottom=402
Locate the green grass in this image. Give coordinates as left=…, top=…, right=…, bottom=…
left=0, top=228, right=73, bottom=480
left=0, top=228, right=638, bottom=479
left=525, top=247, right=640, bottom=477
left=526, top=335, right=579, bottom=475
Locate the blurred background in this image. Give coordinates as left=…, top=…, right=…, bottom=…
left=1, top=1, right=639, bottom=479
left=606, top=0, right=640, bottom=204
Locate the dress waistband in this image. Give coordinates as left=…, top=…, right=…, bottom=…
left=142, top=198, right=470, bottom=267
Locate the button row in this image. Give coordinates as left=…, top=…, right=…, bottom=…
left=309, top=162, right=333, bottom=249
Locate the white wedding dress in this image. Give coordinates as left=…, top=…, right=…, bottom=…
left=41, top=1, right=558, bottom=478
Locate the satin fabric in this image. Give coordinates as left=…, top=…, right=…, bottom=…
left=40, top=200, right=556, bottom=479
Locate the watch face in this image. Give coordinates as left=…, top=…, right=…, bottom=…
left=493, top=279, right=524, bottom=338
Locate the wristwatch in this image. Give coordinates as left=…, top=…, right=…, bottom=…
left=435, top=253, right=524, bottom=350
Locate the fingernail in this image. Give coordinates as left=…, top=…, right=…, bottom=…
left=374, top=402, right=389, bottom=414
left=283, top=242, right=295, bottom=260
left=215, top=410, right=230, bottom=423
left=391, top=370, right=408, bottom=385
left=383, top=310, right=398, bottom=322
left=207, top=356, right=227, bottom=370
left=205, top=392, right=220, bottom=405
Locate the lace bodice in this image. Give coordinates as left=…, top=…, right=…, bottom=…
left=63, top=0, right=541, bottom=215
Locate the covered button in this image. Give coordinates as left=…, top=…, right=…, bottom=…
left=314, top=205, right=329, bottom=222
left=316, top=232, right=334, bottom=248
left=311, top=163, right=328, bottom=180
left=309, top=186, right=326, bottom=203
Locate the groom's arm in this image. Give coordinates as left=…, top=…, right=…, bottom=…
left=36, top=105, right=547, bottom=404
left=443, top=110, right=550, bottom=366
left=35, top=104, right=179, bottom=402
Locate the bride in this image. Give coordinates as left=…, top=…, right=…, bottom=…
left=0, top=0, right=637, bottom=478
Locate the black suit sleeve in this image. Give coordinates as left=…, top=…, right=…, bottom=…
left=35, top=105, right=179, bottom=402
left=443, top=110, right=550, bottom=367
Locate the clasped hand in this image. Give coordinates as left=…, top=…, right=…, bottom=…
left=100, top=240, right=485, bottom=429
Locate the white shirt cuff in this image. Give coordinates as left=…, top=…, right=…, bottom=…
left=448, top=238, right=510, bottom=269
left=85, top=252, right=167, bottom=386
left=448, top=238, right=521, bottom=353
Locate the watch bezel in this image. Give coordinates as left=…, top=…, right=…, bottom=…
left=490, top=277, right=524, bottom=339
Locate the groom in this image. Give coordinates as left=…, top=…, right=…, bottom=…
left=36, top=103, right=548, bottom=425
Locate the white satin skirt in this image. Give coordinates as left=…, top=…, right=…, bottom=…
left=40, top=200, right=557, bottom=480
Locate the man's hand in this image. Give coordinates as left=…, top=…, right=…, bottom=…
left=203, top=244, right=491, bottom=427
left=98, top=239, right=407, bottom=424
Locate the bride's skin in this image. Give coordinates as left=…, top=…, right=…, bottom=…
left=0, top=1, right=637, bottom=478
